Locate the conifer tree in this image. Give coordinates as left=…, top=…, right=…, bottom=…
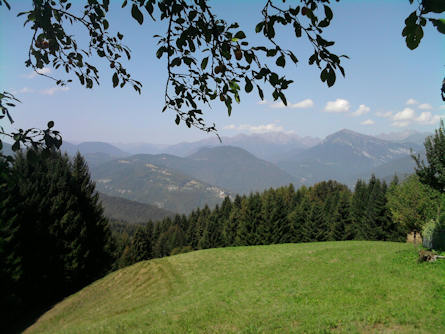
left=199, top=205, right=223, bottom=249
left=273, top=191, right=294, bottom=244
left=330, top=191, right=353, bottom=241
left=351, top=179, right=368, bottom=240
left=185, top=209, right=199, bottom=247
left=223, top=195, right=242, bottom=246
left=0, top=149, right=113, bottom=323
left=258, top=189, right=275, bottom=245
left=236, top=194, right=262, bottom=246
left=130, top=222, right=154, bottom=263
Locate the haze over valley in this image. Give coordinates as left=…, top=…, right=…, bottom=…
left=44, top=128, right=427, bottom=217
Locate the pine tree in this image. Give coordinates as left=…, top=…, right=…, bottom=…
left=199, top=205, right=223, bottom=249
left=274, top=191, right=294, bottom=244
left=258, top=189, right=275, bottom=245
left=330, top=191, right=353, bottom=241
left=223, top=195, right=242, bottom=246
left=0, top=149, right=114, bottom=323
left=308, top=201, right=325, bottom=242
left=236, top=194, right=262, bottom=246
left=130, top=223, right=153, bottom=263
left=351, top=179, right=368, bottom=240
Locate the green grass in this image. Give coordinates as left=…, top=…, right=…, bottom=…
left=25, top=241, right=445, bottom=333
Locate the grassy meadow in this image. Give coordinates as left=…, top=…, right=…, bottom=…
left=25, top=241, right=445, bottom=333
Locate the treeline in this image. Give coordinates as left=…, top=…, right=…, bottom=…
left=0, top=150, right=114, bottom=331
left=118, top=177, right=405, bottom=266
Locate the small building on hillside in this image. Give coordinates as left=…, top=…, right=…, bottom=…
left=406, top=231, right=422, bottom=244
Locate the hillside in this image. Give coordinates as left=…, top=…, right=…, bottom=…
left=165, top=132, right=320, bottom=161
left=26, top=242, right=445, bottom=334
left=99, top=193, right=175, bottom=223
left=90, top=156, right=228, bottom=214
left=61, top=141, right=129, bottom=167
left=96, top=147, right=297, bottom=197
left=186, top=146, right=297, bottom=193
left=278, top=129, right=420, bottom=186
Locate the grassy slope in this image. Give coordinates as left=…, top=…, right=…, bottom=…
left=26, top=241, right=445, bottom=334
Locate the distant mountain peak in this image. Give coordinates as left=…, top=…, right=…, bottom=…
left=324, top=129, right=376, bottom=143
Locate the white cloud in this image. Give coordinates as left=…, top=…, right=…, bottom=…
left=418, top=103, right=433, bottom=110
left=19, top=87, right=34, bottom=94
left=440, top=105, right=445, bottom=110
left=361, top=119, right=374, bottom=125
left=415, top=111, right=441, bottom=125
left=25, top=67, right=51, bottom=79
left=392, top=121, right=410, bottom=128
left=269, top=98, right=314, bottom=109
left=223, top=123, right=293, bottom=134
left=393, top=108, right=415, bottom=121
left=291, top=99, right=314, bottom=109
left=324, top=98, right=350, bottom=113
left=10, top=87, right=35, bottom=95
left=352, top=104, right=370, bottom=117
left=270, top=101, right=287, bottom=109
left=257, top=100, right=268, bottom=105
left=406, top=98, right=418, bottom=105
left=376, top=111, right=393, bottom=118
left=40, top=86, right=70, bottom=95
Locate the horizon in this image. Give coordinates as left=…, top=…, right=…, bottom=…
left=1, top=0, right=444, bottom=145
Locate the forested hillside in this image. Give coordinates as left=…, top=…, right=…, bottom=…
left=99, top=193, right=175, bottom=223
left=117, top=177, right=410, bottom=264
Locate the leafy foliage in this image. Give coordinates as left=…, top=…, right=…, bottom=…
left=0, top=0, right=443, bottom=153
left=387, top=174, right=442, bottom=235
left=413, top=120, right=445, bottom=193
left=1, top=0, right=348, bottom=135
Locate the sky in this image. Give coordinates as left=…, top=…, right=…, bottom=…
left=1, top=0, right=444, bottom=145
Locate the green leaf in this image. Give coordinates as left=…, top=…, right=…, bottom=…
left=234, top=31, right=246, bottom=39
left=131, top=4, right=144, bottom=25
left=245, top=77, right=253, bottom=93
left=47, top=121, right=54, bottom=129
left=326, top=69, right=336, bottom=87
left=257, top=85, right=264, bottom=100
left=405, top=24, right=424, bottom=50
left=171, top=57, right=181, bottom=67
left=112, top=72, right=119, bottom=87
left=422, top=0, right=445, bottom=14
left=276, top=55, right=285, bottom=67
left=269, top=73, right=279, bottom=86
left=117, top=32, right=124, bottom=40
left=12, top=141, right=20, bottom=152
left=430, top=18, right=445, bottom=34
left=255, top=22, right=264, bottom=33
left=324, top=5, right=333, bottom=20
left=175, top=115, right=180, bottom=125
left=201, top=57, right=209, bottom=70
left=225, top=99, right=232, bottom=116
left=279, top=92, right=287, bottom=106
left=320, top=68, right=328, bottom=82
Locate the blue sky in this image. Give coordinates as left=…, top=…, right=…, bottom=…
left=1, top=0, right=444, bottom=144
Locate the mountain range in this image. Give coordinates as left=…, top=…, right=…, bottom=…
left=1, top=129, right=430, bottom=217
left=277, top=129, right=423, bottom=186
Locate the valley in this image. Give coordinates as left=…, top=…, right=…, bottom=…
left=58, top=129, right=426, bottom=217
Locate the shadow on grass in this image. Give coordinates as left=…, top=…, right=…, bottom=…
left=3, top=300, right=58, bottom=334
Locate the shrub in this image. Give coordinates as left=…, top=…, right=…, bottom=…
left=422, top=216, right=445, bottom=252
